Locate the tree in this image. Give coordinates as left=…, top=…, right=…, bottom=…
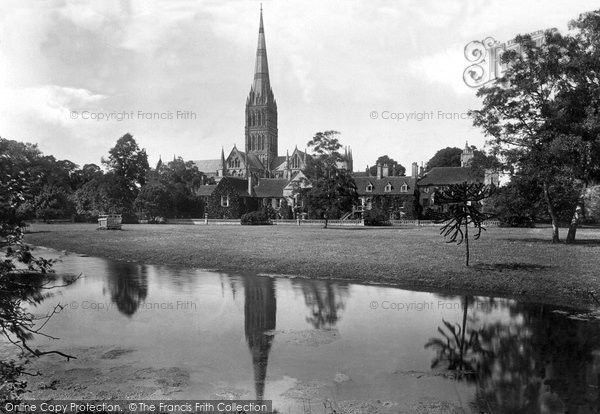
left=102, top=133, right=149, bottom=189
left=434, top=182, right=496, bottom=266
left=0, top=144, right=75, bottom=399
left=368, top=155, right=406, bottom=176
left=32, top=185, right=75, bottom=221
left=471, top=11, right=600, bottom=243
left=133, top=183, right=171, bottom=219
left=297, top=131, right=358, bottom=228
left=426, top=147, right=463, bottom=171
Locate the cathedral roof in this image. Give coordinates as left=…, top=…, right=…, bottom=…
left=191, top=159, right=221, bottom=174
left=417, top=167, right=483, bottom=186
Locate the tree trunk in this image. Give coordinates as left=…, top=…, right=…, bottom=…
left=464, top=219, right=470, bottom=266
left=566, top=203, right=583, bottom=244
left=542, top=181, right=560, bottom=243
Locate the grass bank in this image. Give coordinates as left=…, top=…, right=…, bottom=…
left=24, top=223, right=600, bottom=308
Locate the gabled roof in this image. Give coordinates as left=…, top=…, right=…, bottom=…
left=417, top=167, right=483, bottom=186
left=271, top=156, right=288, bottom=170
left=192, top=159, right=221, bottom=174
left=197, top=185, right=217, bottom=196
left=354, top=176, right=417, bottom=196
left=254, top=178, right=289, bottom=198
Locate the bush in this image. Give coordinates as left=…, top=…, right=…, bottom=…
left=240, top=210, right=272, bottom=225
left=363, top=208, right=391, bottom=226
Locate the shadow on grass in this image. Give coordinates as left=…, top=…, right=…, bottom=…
left=501, top=237, right=600, bottom=246
left=471, top=262, right=551, bottom=272
left=24, top=230, right=52, bottom=234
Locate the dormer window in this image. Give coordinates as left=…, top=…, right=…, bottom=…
left=221, top=196, right=230, bottom=207
left=401, top=183, right=408, bottom=192
left=384, top=183, right=392, bottom=192
left=366, top=183, right=373, bottom=192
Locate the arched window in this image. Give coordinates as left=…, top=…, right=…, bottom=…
left=291, top=155, right=300, bottom=169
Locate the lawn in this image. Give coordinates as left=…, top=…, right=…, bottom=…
left=24, top=223, right=600, bottom=308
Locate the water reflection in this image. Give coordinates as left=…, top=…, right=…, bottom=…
left=242, top=274, right=276, bottom=401
left=426, top=297, right=600, bottom=413
left=292, top=279, right=349, bottom=329
left=104, top=261, right=148, bottom=316
left=36, top=251, right=600, bottom=413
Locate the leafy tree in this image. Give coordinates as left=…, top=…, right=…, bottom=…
left=133, top=183, right=171, bottom=218
left=297, top=131, right=358, bottom=228
left=32, top=185, right=76, bottom=221
left=1, top=144, right=75, bottom=399
left=426, top=147, right=462, bottom=171
left=470, top=11, right=600, bottom=243
left=369, top=155, right=406, bottom=176
left=102, top=133, right=149, bottom=190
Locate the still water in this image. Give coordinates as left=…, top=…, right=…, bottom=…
left=18, top=248, right=600, bottom=413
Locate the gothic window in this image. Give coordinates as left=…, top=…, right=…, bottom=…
left=261, top=134, right=265, bottom=150
left=258, top=111, right=262, bottom=126
left=291, top=155, right=300, bottom=169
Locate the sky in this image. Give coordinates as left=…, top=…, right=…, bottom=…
left=1, top=0, right=598, bottom=172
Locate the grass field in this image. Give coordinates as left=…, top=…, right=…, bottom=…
left=24, top=223, right=600, bottom=308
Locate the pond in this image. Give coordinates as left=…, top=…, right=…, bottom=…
left=12, top=248, right=600, bottom=413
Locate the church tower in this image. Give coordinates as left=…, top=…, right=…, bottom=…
left=245, top=6, right=278, bottom=168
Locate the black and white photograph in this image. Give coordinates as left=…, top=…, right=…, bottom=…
left=2, top=1, right=600, bottom=413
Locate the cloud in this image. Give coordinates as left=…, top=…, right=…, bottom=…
left=0, top=84, right=105, bottom=125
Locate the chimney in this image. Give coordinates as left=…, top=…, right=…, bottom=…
left=366, top=165, right=370, bottom=175
left=376, top=162, right=382, bottom=179
left=382, top=163, right=389, bottom=177
left=419, top=161, right=424, bottom=177
left=411, top=162, right=418, bottom=178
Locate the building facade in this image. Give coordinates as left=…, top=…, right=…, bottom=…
left=194, top=8, right=492, bottom=220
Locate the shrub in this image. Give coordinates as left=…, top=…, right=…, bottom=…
left=363, top=208, right=391, bottom=226
left=240, top=210, right=272, bottom=225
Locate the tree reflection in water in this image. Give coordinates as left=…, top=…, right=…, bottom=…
left=105, top=261, right=148, bottom=316
left=425, top=296, right=492, bottom=381
left=293, top=279, right=349, bottom=329
left=426, top=296, right=600, bottom=413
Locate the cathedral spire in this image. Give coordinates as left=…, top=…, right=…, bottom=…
left=252, top=6, right=270, bottom=97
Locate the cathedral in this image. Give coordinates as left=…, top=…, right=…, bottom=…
left=193, top=7, right=352, bottom=186
left=193, top=7, right=489, bottom=220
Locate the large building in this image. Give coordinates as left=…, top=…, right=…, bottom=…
left=193, top=8, right=492, bottom=220
left=193, top=8, right=351, bottom=184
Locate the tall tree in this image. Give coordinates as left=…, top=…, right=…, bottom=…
left=369, top=155, right=406, bottom=176
left=471, top=11, right=600, bottom=243
left=297, top=131, right=357, bottom=228
left=426, top=147, right=463, bottom=171
left=102, top=133, right=149, bottom=189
